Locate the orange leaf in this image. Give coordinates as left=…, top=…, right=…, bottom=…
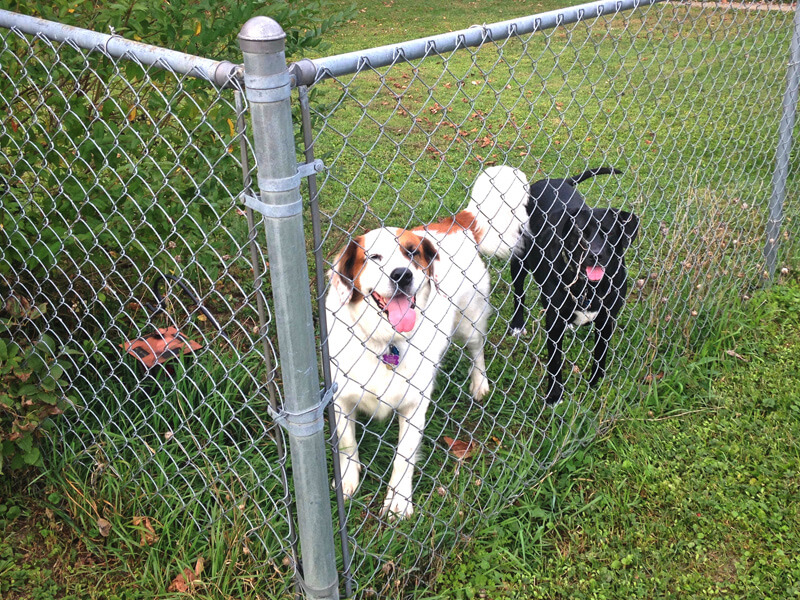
left=442, top=436, right=476, bottom=460
left=168, top=568, right=196, bottom=593
left=642, top=372, right=664, bottom=384
left=132, top=516, right=159, bottom=546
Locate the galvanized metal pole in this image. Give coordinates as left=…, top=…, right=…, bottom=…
left=765, top=4, right=800, bottom=279
left=238, top=17, right=339, bottom=600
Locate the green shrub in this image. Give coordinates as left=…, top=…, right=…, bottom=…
left=0, top=0, right=354, bottom=333
left=0, top=297, right=71, bottom=473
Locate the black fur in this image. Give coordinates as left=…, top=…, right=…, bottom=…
left=510, top=167, right=639, bottom=406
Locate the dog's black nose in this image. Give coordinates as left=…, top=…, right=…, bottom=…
left=389, top=267, right=413, bottom=288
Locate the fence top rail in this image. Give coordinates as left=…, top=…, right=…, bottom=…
left=289, top=0, right=669, bottom=87
left=1, top=0, right=666, bottom=91
left=0, top=8, right=240, bottom=88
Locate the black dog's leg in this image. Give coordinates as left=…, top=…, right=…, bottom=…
left=590, top=284, right=626, bottom=387
left=509, top=253, right=528, bottom=335
left=589, top=311, right=614, bottom=387
left=543, top=307, right=567, bottom=405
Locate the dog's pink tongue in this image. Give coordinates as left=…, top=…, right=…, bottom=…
left=586, top=266, right=605, bottom=282
left=385, top=297, right=416, bottom=332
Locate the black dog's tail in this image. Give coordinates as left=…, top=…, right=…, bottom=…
left=566, top=166, right=622, bottom=187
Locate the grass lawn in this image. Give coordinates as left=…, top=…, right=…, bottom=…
left=429, top=275, right=800, bottom=599
left=3, top=274, right=799, bottom=599
left=2, top=0, right=800, bottom=598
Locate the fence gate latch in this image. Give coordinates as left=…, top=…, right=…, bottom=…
left=268, top=383, right=337, bottom=438
left=242, top=159, right=325, bottom=218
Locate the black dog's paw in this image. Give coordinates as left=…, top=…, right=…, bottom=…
left=588, top=370, right=605, bottom=388
left=544, top=387, right=564, bottom=406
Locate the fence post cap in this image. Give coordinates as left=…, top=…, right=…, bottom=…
left=238, top=16, right=286, bottom=54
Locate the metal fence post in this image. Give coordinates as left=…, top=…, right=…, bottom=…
left=765, top=3, right=800, bottom=279
left=238, top=17, right=339, bottom=600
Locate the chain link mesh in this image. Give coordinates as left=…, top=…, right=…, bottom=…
left=0, top=26, right=299, bottom=594
left=2, top=2, right=800, bottom=598
left=307, top=2, right=800, bottom=595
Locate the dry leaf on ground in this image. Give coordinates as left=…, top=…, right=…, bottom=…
left=168, top=568, right=196, bottom=593
left=442, top=436, right=477, bottom=460
left=97, top=518, right=112, bottom=537
left=132, top=516, right=159, bottom=546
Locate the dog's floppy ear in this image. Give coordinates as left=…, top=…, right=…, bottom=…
left=328, top=236, right=365, bottom=307
left=600, top=208, right=639, bottom=255
left=419, top=236, right=439, bottom=279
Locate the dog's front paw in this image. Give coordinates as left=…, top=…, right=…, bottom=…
left=509, top=326, right=527, bottom=338
left=339, top=477, right=359, bottom=500
left=470, top=373, right=490, bottom=401
left=335, top=461, right=362, bottom=500
left=379, top=490, right=414, bottom=521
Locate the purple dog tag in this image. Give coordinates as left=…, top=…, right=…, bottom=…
left=382, top=345, right=401, bottom=368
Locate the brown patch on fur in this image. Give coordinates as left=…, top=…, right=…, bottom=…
left=332, top=235, right=366, bottom=302
left=414, top=210, right=484, bottom=243
left=395, top=229, right=438, bottom=278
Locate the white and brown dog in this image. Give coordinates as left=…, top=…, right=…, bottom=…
left=325, top=172, right=527, bottom=519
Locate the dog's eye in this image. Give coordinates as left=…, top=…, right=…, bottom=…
left=402, top=244, right=420, bottom=258
left=367, top=253, right=383, bottom=262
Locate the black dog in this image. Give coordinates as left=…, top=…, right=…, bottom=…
left=509, top=166, right=639, bottom=405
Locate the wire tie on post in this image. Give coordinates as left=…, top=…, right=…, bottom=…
left=268, top=383, right=337, bottom=438
left=240, top=159, right=325, bottom=217
left=103, top=29, right=123, bottom=56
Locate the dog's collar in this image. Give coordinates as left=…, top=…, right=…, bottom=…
left=564, top=278, right=593, bottom=311
left=381, top=344, right=401, bottom=369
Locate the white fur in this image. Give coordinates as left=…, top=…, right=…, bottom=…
left=570, top=309, right=599, bottom=329
left=326, top=179, right=523, bottom=520
left=466, top=165, right=530, bottom=259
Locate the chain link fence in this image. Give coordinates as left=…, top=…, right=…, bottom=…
left=0, top=11, right=302, bottom=594
left=2, top=1, right=800, bottom=598
left=304, top=1, right=800, bottom=595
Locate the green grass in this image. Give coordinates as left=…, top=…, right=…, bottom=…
left=4, top=270, right=800, bottom=599
left=429, top=274, right=800, bottom=600
left=296, top=0, right=799, bottom=593
left=3, top=0, right=800, bottom=598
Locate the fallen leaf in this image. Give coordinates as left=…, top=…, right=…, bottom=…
left=168, top=568, right=196, bottom=593
left=194, top=556, right=205, bottom=577
left=97, top=517, right=112, bottom=537
left=725, top=349, right=748, bottom=361
left=642, top=372, right=665, bottom=384
left=132, top=516, right=159, bottom=546
left=442, top=436, right=476, bottom=460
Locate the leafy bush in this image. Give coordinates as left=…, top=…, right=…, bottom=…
left=0, top=0, right=354, bottom=334
left=0, top=297, right=71, bottom=473
left=3, top=0, right=350, bottom=61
